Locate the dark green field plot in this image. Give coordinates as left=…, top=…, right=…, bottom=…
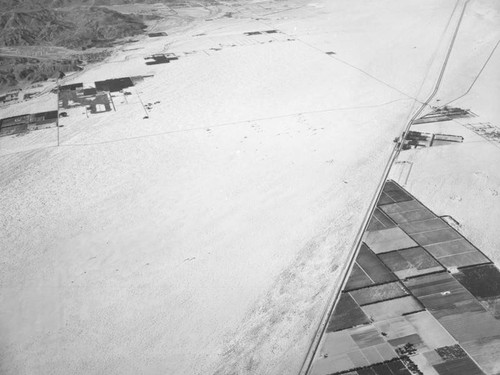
left=327, top=293, right=370, bottom=333
left=328, top=358, right=413, bottom=375
left=433, top=356, right=485, bottom=375
left=424, top=239, right=490, bottom=269
left=356, top=359, right=412, bottom=375
left=399, top=218, right=449, bottom=235
left=380, top=200, right=436, bottom=224
left=432, top=344, right=488, bottom=375
left=345, top=263, right=375, bottom=291
left=379, top=247, right=444, bottom=279
left=410, top=228, right=462, bottom=247
left=377, top=191, right=398, bottom=206
left=454, top=264, right=500, bottom=298
left=383, top=360, right=413, bottom=375
left=376, top=181, right=414, bottom=206
left=349, top=282, right=408, bottom=306
left=380, top=200, right=424, bottom=214
left=345, top=244, right=397, bottom=291
left=403, top=272, right=485, bottom=319
left=454, top=264, right=500, bottom=317
left=377, top=190, right=413, bottom=207
left=367, top=208, right=397, bottom=232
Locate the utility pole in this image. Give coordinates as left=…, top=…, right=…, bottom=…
left=56, top=78, right=60, bottom=147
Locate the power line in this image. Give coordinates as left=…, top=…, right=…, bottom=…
left=441, top=38, right=500, bottom=107
left=0, top=98, right=411, bottom=157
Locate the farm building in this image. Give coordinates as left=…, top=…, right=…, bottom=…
left=59, top=83, right=84, bottom=92
left=0, top=114, right=30, bottom=136
left=0, top=111, right=58, bottom=136
left=95, top=77, right=134, bottom=93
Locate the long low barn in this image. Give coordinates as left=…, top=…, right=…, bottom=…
left=0, top=111, right=58, bottom=136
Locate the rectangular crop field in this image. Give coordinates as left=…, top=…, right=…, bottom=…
left=403, top=272, right=485, bottom=319
left=410, top=228, right=462, bottom=247
left=378, top=247, right=443, bottom=279
left=454, top=264, right=500, bottom=317
left=433, top=356, right=485, bottom=375
left=361, top=296, right=422, bottom=322
left=377, top=181, right=414, bottom=206
left=461, top=336, right=500, bottom=375
left=383, top=207, right=436, bottom=224
left=367, top=208, right=396, bottom=232
left=345, top=263, right=375, bottom=290
left=327, top=293, right=370, bottom=332
left=364, top=227, right=418, bottom=254
left=424, top=239, right=490, bottom=268
left=345, top=244, right=397, bottom=291
left=312, top=326, right=397, bottom=375
left=349, top=282, right=408, bottom=306
left=399, top=218, right=449, bottom=235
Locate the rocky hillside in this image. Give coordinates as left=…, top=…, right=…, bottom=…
left=0, top=1, right=152, bottom=92
left=0, top=5, right=147, bottom=49
left=0, top=0, right=174, bottom=11
left=0, top=56, right=81, bottom=88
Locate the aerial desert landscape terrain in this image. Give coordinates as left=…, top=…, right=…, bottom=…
left=1, top=0, right=500, bottom=374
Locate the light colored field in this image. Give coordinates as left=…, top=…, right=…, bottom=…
left=361, top=296, right=422, bottom=322
left=311, top=325, right=396, bottom=375
left=364, top=227, right=418, bottom=254
left=349, top=282, right=407, bottom=306
left=372, top=311, right=457, bottom=361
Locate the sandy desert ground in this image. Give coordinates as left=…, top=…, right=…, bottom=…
left=390, top=0, right=500, bottom=267
left=1, top=0, right=497, bottom=374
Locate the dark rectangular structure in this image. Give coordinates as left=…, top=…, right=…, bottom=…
left=33, top=111, right=58, bottom=120
left=95, top=77, right=134, bottom=92
left=83, top=88, right=97, bottom=96
left=148, top=32, right=168, bottom=37
left=59, top=83, right=83, bottom=91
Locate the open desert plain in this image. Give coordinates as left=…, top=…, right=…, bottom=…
left=1, top=0, right=500, bottom=374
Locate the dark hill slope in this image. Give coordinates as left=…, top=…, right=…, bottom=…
left=0, top=6, right=146, bottom=49
left=0, top=1, right=150, bottom=92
